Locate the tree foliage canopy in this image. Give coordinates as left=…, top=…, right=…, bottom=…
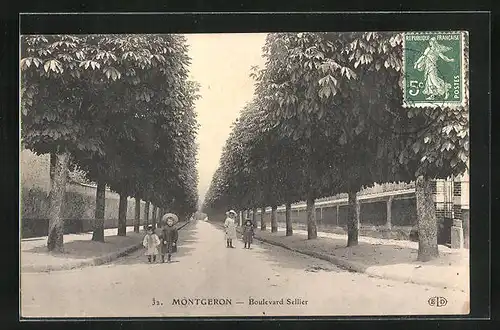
left=21, top=34, right=200, bottom=214
left=203, top=31, right=468, bottom=214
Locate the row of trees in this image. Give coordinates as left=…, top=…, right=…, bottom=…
left=21, top=34, right=199, bottom=252
left=202, top=32, right=469, bottom=261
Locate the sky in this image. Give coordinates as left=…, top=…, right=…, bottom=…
left=185, top=33, right=267, bottom=206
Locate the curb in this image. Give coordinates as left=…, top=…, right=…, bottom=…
left=22, top=221, right=192, bottom=273
left=225, top=224, right=465, bottom=291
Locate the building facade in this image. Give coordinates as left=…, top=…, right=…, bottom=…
left=254, top=177, right=469, bottom=248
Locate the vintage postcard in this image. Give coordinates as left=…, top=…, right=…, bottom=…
left=20, top=29, right=470, bottom=318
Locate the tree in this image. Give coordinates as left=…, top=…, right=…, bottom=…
left=251, top=33, right=354, bottom=240
left=204, top=32, right=468, bottom=260
left=321, top=31, right=469, bottom=257
left=21, top=34, right=200, bottom=249
left=22, top=35, right=109, bottom=251
left=93, top=181, right=106, bottom=242
left=259, top=31, right=468, bottom=253
left=134, top=197, right=141, bottom=233
left=317, top=31, right=467, bottom=256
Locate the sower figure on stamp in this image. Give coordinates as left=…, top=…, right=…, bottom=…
left=159, top=213, right=179, bottom=263
left=224, top=210, right=237, bottom=248
left=143, top=224, right=160, bottom=263
left=414, top=37, right=455, bottom=100
left=242, top=218, right=255, bottom=249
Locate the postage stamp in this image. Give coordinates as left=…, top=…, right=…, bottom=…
left=402, top=31, right=467, bottom=108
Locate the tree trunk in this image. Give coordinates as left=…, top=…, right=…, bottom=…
left=92, top=180, right=105, bottom=242
left=306, top=196, right=317, bottom=239
left=252, top=207, right=257, bottom=227
left=117, top=193, right=127, bottom=236
left=285, top=202, right=293, bottom=236
left=260, top=206, right=266, bottom=231
left=156, top=207, right=161, bottom=226
left=416, top=176, right=439, bottom=261
left=144, top=201, right=150, bottom=226
left=47, top=150, right=70, bottom=252
left=49, top=153, right=56, bottom=189
left=152, top=205, right=157, bottom=229
left=158, top=208, right=164, bottom=225
left=271, top=205, right=278, bottom=233
left=134, top=197, right=141, bottom=233
left=347, top=190, right=359, bottom=247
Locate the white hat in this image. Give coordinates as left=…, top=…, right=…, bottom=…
left=162, top=213, right=179, bottom=223
left=227, top=210, right=237, bottom=216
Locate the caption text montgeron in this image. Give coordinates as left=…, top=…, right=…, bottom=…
left=172, top=298, right=232, bottom=306
left=171, top=297, right=308, bottom=306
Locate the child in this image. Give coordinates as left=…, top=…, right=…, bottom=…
left=159, top=213, right=179, bottom=263
left=242, top=218, right=255, bottom=249
left=143, top=224, right=160, bottom=263
left=224, top=210, right=237, bottom=248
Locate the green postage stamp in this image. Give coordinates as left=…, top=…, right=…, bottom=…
left=403, top=31, right=468, bottom=108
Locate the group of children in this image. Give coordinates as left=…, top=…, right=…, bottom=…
left=225, top=209, right=255, bottom=249
left=144, top=210, right=256, bottom=260
left=142, top=213, right=179, bottom=263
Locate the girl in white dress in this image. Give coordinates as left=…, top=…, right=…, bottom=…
left=143, top=224, right=160, bottom=263
left=224, top=210, right=237, bottom=248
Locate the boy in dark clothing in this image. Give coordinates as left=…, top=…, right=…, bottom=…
left=159, top=214, right=179, bottom=263
left=242, top=219, right=255, bottom=249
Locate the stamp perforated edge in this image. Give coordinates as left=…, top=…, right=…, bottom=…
left=402, top=31, right=468, bottom=109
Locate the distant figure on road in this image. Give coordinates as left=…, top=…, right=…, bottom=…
left=224, top=210, right=237, bottom=248
left=159, top=213, right=179, bottom=263
left=242, top=218, right=255, bottom=249
left=143, top=225, right=160, bottom=263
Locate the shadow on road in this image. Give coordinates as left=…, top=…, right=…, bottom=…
left=249, top=239, right=343, bottom=273
left=254, top=229, right=467, bottom=270
left=208, top=221, right=344, bottom=274
left=23, top=233, right=143, bottom=260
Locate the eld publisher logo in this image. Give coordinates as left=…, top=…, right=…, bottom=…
left=428, top=296, right=448, bottom=307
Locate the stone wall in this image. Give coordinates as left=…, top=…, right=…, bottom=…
left=21, top=185, right=153, bottom=238
left=271, top=197, right=418, bottom=241
left=20, top=149, right=158, bottom=238
left=275, top=222, right=414, bottom=241
left=275, top=198, right=417, bottom=227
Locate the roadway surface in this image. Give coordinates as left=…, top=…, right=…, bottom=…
left=21, top=220, right=468, bottom=317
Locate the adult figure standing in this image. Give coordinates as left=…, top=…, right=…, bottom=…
left=224, top=210, right=237, bottom=248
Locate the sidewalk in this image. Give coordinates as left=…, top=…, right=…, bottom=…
left=237, top=225, right=469, bottom=292
left=21, top=222, right=190, bottom=273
